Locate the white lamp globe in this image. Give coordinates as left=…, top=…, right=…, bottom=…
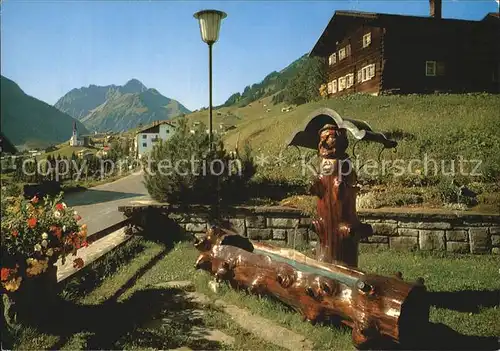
left=194, top=9, right=227, bottom=45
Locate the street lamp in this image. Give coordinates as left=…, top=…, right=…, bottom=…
left=194, top=9, right=227, bottom=150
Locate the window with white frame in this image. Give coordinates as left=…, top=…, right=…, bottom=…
left=338, top=77, right=347, bottom=91
left=426, top=61, right=436, bottom=76
left=327, top=82, right=333, bottom=94
left=338, top=47, right=346, bottom=61
left=346, top=73, right=354, bottom=88
left=359, top=64, right=376, bottom=83
left=368, top=64, right=375, bottom=78
left=362, top=33, right=372, bottom=48
left=332, top=79, right=338, bottom=93
left=328, top=53, right=336, bottom=65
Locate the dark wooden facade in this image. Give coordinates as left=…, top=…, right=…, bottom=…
left=311, top=11, right=500, bottom=96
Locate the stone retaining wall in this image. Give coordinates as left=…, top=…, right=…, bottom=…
left=120, top=205, right=500, bottom=254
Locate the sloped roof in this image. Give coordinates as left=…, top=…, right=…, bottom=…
left=309, top=10, right=484, bottom=57
left=136, top=120, right=176, bottom=134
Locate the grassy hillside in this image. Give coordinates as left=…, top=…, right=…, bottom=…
left=185, top=93, right=500, bottom=211
left=0, top=76, right=89, bottom=149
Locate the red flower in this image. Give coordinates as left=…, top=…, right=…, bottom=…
left=50, top=225, right=62, bottom=239
left=72, top=258, right=84, bottom=269
left=55, top=203, right=64, bottom=211
left=31, top=196, right=39, bottom=204
left=27, top=217, right=37, bottom=229
left=81, top=241, right=89, bottom=248
left=75, top=215, right=82, bottom=221
left=1, top=268, right=10, bottom=281
left=12, top=230, right=19, bottom=237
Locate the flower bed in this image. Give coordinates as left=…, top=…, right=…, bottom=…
left=1, top=193, right=88, bottom=327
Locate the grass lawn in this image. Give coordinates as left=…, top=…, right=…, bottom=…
left=8, top=234, right=500, bottom=350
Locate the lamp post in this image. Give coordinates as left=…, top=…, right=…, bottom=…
left=194, top=9, right=227, bottom=151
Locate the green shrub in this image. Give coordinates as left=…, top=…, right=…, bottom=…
left=143, top=120, right=256, bottom=204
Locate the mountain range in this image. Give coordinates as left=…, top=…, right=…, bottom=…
left=1, top=75, right=89, bottom=149
left=55, top=79, right=190, bottom=132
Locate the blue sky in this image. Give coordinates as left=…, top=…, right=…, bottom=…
left=2, top=0, right=498, bottom=111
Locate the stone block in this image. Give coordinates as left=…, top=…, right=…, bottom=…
left=363, top=219, right=382, bottom=224
left=300, top=217, right=313, bottom=226
left=371, top=223, right=397, bottom=236
left=272, top=229, right=287, bottom=240
left=491, top=235, right=500, bottom=247
left=366, top=235, right=389, bottom=243
left=399, top=221, right=451, bottom=230
left=490, top=227, right=500, bottom=235
left=445, top=230, right=468, bottom=242
left=228, top=218, right=246, bottom=236
left=470, top=228, right=490, bottom=254
left=464, top=222, right=495, bottom=227
left=390, top=237, right=418, bottom=251
left=267, top=217, right=300, bottom=229
left=419, top=230, right=445, bottom=251
left=286, top=227, right=308, bottom=247
left=189, top=216, right=208, bottom=224
left=247, top=228, right=272, bottom=240
left=185, top=223, right=207, bottom=233
left=446, top=242, right=470, bottom=254
left=245, top=216, right=266, bottom=229
left=398, top=228, right=419, bottom=237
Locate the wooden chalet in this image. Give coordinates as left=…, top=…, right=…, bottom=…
left=310, top=0, right=500, bottom=96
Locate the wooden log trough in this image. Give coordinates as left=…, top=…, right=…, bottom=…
left=194, top=226, right=429, bottom=349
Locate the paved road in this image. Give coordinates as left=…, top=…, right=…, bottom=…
left=64, top=173, right=151, bottom=236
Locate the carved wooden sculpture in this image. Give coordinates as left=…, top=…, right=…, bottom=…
left=310, top=124, right=372, bottom=266
left=288, top=108, right=397, bottom=266
left=194, top=227, right=429, bottom=349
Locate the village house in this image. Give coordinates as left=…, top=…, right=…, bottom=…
left=134, top=120, right=175, bottom=159
left=310, top=0, right=500, bottom=96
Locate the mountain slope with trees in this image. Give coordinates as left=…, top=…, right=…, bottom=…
left=219, top=54, right=326, bottom=109
left=0, top=75, right=89, bottom=148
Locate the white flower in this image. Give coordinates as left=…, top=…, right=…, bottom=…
left=63, top=225, right=67, bottom=232
left=46, top=248, right=54, bottom=257
left=73, top=210, right=78, bottom=216
left=41, top=232, right=48, bottom=240
left=62, top=202, right=67, bottom=209
left=41, top=240, right=48, bottom=248
left=54, top=210, right=62, bottom=219
left=34, top=244, right=42, bottom=251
